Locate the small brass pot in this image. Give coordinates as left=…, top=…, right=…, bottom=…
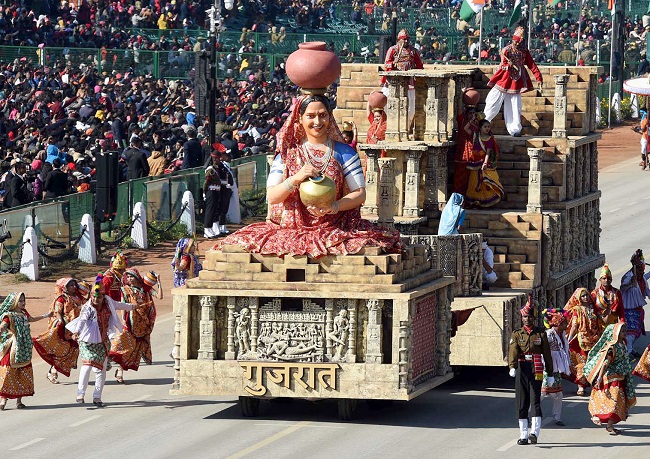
left=299, top=175, right=336, bottom=209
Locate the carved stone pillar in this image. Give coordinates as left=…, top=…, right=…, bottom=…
left=172, top=309, right=182, bottom=390
left=452, top=73, right=471, bottom=139
left=249, top=297, right=259, bottom=353
left=588, top=73, right=598, bottom=132
left=398, top=320, right=411, bottom=389
left=552, top=74, right=570, bottom=138
left=325, top=299, right=334, bottom=358
left=424, top=77, right=448, bottom=142
left=385, top=75, right=408, bottom=142
left=575, top=145, right=584, bottom=197
left=566, top=152, right=575, bottom=200
left=590, top=142, right=599, bottom=192
left=362, top=148, right=380, bottom=215
left=377, top=158, right=396, bottom=228
left=225, top=296, right=236, bottom=359
left=583, top=144, right=591, bottom=195
left=403, top=150, right=422, bottom=217
left=423, top=147, right=438, bottom=217
left=346, top=299, right=357, bottom=363
left=527, top=148, right=543, bottom=213
left=198, top=296, right=217, bottom=360
left=365, top=299, right=384, bottom=363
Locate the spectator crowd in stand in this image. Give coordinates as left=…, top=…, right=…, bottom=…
left=0, top=56, right=300, bottom=210
left=0, top=0, right=646, bottom=210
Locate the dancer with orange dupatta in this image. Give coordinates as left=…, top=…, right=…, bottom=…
left=109, top=269, right=158, bottom=383
left=33, top=278, right=85, bottom=384
left=452, top=105, right=479, bottom=193
left=464, top=119, right=505, bottom=208
left=584, top=323, right=636, bottom=435
left=566, top=287, right=607, bottom=396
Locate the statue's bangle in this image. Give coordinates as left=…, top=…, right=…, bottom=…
left=331, top=201, right=340, bottom=214
left=283, top=178, right=297, bottom=193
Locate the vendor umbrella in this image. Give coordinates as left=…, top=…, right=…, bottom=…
left=623, top=76, right=650, bottom=96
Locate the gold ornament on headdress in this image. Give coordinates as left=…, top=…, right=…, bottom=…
left=111, top=251, right=127, bottom=271
left=599, top=263, right=612, bottom=279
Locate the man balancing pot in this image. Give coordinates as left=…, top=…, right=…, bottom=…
left=484, top=26, right=543, bottom=137
left=508, top=294, right=554, bottom=445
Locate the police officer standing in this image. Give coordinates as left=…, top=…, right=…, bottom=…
left=508, top=294, right=554, bottom=445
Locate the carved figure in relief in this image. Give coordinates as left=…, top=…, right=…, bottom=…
left=328, top=309, right=350, bottom=362
left=235, top=307, right=252, bottom=356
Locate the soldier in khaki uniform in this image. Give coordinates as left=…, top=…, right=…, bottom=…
left=508, top=294, right=554, bottom=445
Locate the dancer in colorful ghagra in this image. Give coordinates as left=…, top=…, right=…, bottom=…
left=0, top=292, right=51, bottom=410
left=508, top=294, right=553, bottom=445
left=66, top=275, right=135, bottom=407
left=566, top=287, right=606, bottom=396
left=33, top=278, right=85, bottom=384
left=110, top=269, right=159, bottom=383
left=591, top=263, right=625, bottom=326
left=464, top=119, right=505, bottom=208
left=584, top=323, right=636, bottom=435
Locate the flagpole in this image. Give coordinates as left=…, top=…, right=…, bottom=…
left=527, top=0, right=533, bottom=47
left=575, top=4, right=583, bottom=66
left=607, top=5, right=615, bottom=129
left=478, top=8, right=484, bottom=65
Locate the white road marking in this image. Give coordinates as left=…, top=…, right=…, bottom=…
left=608, top=208, right=620, bottom=213
left=131, top=394, right=152, bottom=402
left=10, top=438, right=45, bottom=451
left=226, top=421, right=312, bottom=459
left=69, top=415, right=102, bottom=427
left=644, top=196, right=650, bottom=200
left=626, top=202, right=638, bottom=206
left=254, top=423, right=345, bottom=429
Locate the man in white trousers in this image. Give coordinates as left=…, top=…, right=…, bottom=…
left=484, top=26, right=543, bottom=137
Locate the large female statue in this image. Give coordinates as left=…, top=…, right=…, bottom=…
left=213, top=93, right=401, bottom=258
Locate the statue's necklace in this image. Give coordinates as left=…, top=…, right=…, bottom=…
left=302, top=139, right=333, bottom=175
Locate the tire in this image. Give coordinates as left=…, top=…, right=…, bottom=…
left=239, top=396, right=260, bottom=417
left=337, top=398, right=358, bottom=421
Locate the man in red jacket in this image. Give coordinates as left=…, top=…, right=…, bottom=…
left=484, top=26, right=543, bottom=137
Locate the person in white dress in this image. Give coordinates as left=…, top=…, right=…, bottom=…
left=619, top=249, right=650, bottom=356
left=66, top=274, right=135, bottom=407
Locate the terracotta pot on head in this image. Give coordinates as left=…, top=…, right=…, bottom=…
left=286, top=42, right=342, bottom=94
left=368, top=91, right=388, bottom=111
left=462, top=87, right=480, bottom=106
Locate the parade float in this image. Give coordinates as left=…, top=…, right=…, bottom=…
left=336, top=61, right=604, bottom=368
left=171, top=43, right=456, bottom=420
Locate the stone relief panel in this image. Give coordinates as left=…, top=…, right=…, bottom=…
left=254, top=298, right=327, bottom=362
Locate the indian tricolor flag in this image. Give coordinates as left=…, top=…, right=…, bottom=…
left=460, top=0, right=485, bottom=21
left=548, top=0, right=562, bottom=6
left=508, top=0, right=522, bottom=27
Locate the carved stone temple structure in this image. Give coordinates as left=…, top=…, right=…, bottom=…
left=335, top=64, right=604, bottom=367
left=172, top=241, right=456, bottom=418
